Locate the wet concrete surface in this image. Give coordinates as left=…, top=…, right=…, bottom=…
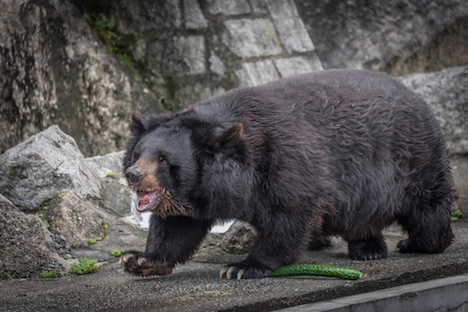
left=0, top=157, right=466, bottom=312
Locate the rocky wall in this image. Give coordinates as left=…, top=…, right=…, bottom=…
left=0, top=0, right=164, bottom=156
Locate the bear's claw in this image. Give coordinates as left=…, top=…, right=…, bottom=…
left=219, top=266, right=245, bottom=280
left=220, top=262, right=272, bottom=280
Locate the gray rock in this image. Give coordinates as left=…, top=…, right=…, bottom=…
left=174, top=83, right=226, bottom=108
left=184, top=0, right=208, bottom=29
left=43, top=192, right=107, bottom=248
left=85, top=151, right=126, bottom=184
left=209, top=51, right=226, bottom=76
left=221, top=220, right=257, bottom=255
left=250, top=0, right=269, bottom=14
left=235, top=60, right=280, bottom=87
left=222, top=18, right=283, bottom=58
left=399, top=66, right=468, bottom=156
left=274, top=55, right=323, bottom=78
left=147, top=36, right=206, bottom=77
left=108, top=0, right=181, bottom=32
left=191, top=233, right=247, bottom=264
left=0, top=125, right=102, bottom=211
left=86, top=151, right=133, bottom=217
left=207, top=0, right=251, bottom=15
left=99, top=179, right=134, bottom=217
left=0, top=194, right=70, bottom=280
left=265, top=0, right=315, bottom=53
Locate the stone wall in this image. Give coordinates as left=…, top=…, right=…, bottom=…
left=89, top=0, right=324, bottom=111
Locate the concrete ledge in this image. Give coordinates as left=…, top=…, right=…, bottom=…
left=276, top=274, right=468, bottom=312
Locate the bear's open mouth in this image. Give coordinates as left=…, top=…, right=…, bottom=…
left=135, top=188, right=163, bottom=212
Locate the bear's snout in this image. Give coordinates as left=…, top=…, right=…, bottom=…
left=125, top=168, right=143, bottom=185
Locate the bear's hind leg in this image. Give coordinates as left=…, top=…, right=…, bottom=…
left=397, top=199, right=454, bottom=254
left=347, top=234, right=388, bottom=261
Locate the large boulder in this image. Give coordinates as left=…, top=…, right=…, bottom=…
left=400, top=66, right=468, bottom=155
left=0, top=125, right=101, bottom=211
left=0, top=194, right=70, bottom=280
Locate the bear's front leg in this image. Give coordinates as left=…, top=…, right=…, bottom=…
left=120, top=215, right=213, bottom=277
left=220, top=214, right=310, bottom=279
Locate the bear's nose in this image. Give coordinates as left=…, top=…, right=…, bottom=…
left=125, top=168, right=142, bottom=185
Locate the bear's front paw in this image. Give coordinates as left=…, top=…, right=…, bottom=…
left=219, top=262, right=273, bottom=280
left=119, top=251, right=173, bottom=277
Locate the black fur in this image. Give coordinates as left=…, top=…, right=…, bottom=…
left=122, top=69, right=453, bottom=279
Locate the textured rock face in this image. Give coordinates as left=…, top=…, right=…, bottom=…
left=147, top=36, right=206, bottom=77
left=236, top=60, right=280, bottom=88
left=222, top=18, right=283, bottom=58
left=44, top=192, right=107, bottom=248
left=265, top=0, right=315, bottom=53
left=0, top=0, right=164, bottom=156
left=0, top=195, right=70, bottom=279
left=296, top=0, right=468, bottom=73
left=0, top=125, right=102, bottom=211
left=400, top=66, right=468, bottom=156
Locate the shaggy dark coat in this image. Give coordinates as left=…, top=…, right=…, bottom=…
left=121, top=69, right=453, bottom=279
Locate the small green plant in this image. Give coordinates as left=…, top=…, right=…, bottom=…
left=43, top=206, right=48, bottom=210
left=35, top=213, right=50, bottom=229
left=40, top=270, right=57, bottom=278
left=71, top=258, right=98, bottom=275
left=110, top=249, right=125, bottom=257
left=451, top=209, right=462, bottom=221
left=105, top=171, right=116, bottom=177
left=88, top=237, right=103, bottom=244
left=102, top=223, right=108, bottom=230
left=95, top=18, right=109, bottom=29
left=43, top=220, right=50, bottom=229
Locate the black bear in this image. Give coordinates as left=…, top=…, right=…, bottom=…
left=120, top=69, right=453, bottom=279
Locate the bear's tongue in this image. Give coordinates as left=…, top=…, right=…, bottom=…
left=136, top=190, right=161, bottom=212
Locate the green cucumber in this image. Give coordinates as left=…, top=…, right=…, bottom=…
left=272, top=264, right=363, bottom=280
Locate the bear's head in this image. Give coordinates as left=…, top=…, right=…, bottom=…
left=123, top=112, right=252, bottom=220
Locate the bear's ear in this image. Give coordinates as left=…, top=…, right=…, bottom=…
left=129, top=112, right=147, bottom=136
left=193, top=122, right=244, bottom=152
left=214, top=123, right=243, bottom=145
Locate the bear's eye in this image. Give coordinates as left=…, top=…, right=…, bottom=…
left=131, top=151, right=140, bottom=163
left=159, top=155, right=168, bottom=165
